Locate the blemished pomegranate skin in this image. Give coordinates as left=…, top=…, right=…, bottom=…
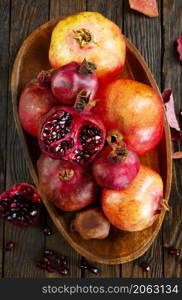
left=94, top=79, right=164, bottom=155
left=102, top=165, right=164, bottom=232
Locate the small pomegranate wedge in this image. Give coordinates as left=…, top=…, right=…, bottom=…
left=0, top=183, right=41, bottom=227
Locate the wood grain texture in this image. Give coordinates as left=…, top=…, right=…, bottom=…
left=121, top=0, right=163, bottom=278
left=0, top=0, right=10, bottom=279
left=162, top=0, right=182, bottom=278
left=4, top=0, right=49, bottom=278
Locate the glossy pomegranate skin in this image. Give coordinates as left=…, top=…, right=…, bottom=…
left=94, top=79, right=164, bottom=155
left=19, top=76, right=57, bottom=137
left=0, top=183, right=41, bottom=227
left=37, top=154, right=99, bottom=211
left=39, top=105, right=106, bottom=164
left=102, top=166, right=164, bottom=232
left=51, top=61, right=98, bottom=106
left=92, top=144, right=140, bottom=190
left=49, top=12, right=126, bottom=83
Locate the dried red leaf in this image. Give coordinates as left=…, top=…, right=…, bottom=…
left=177, top=36, right=182, bottom=61
left=162, top=89, right=181, bottom=141
left=128, top=0, right=158, bottom=18
left=172, top=151, right=182, bottom=159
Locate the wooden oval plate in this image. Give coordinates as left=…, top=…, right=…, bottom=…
left=11, top=19, right=172, bottom=264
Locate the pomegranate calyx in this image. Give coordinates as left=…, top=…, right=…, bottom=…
left=37, top=70, right=53, bottom=89
left=107, top=130, right=127, bottom=161
left=73, top=28, right=92, bottom=48
left=79, top=59, right=97, bottom=74
left=107, top=129, right=123, bottom=145
left=59, top=168, right=74, bottom=181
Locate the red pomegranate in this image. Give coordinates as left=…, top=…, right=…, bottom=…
left=102, top=166, right=167, bottom=232
left=51, top=59, right=98, bottom=106
left=37, top=154, right=99, bottom=211
left=94, top=79, right=164, bottom=155
left=39, top=94, right=106, bottom=164
left=0, top=183, right=41, bottom=227
left=19, top=71, right=58, bottom=137
left=92, top=130, right=140, bottom=189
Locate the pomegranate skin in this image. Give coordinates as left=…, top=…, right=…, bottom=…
left=94, top=79, right=164, bottom=155
left=102, top=166, right=164, bottom=232
left=37, top=154, right=99, bottom=211
left=51, top=61, right=99, bottom=106
left=92, top=145, right=140, bottom=190
left=49, top=12, right=126, bottom=83
left=19, top=79, right=57, bottom=137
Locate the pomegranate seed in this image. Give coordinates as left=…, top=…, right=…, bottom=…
left=168, top=248, right=180, bottom=256
left=5, top=241, right=15, bottom=251
left=59, top=267, right=69, bottom=276
left=89, top=266, right=100, bottom=276
left=43, top=257, right=50, bottom=264
left=56, top=256, right=67, bottom=265
left=140, top=262, right=151, bottom=272
left=80, top=258, right=89, bottom=270
left=44, top=249, right=54, bottom=256
left=43, top=227, right=52, bottom=236
left=46, top=265, right=55, bottom=273
left=36, top=261, right=47, bottom=270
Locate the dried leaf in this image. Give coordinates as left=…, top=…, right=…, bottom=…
left=162, top=89, right=181, bottom=141
left=128, top=0, right=158, bottom=18
left=177, top=36, right=182, bottom=61
left=172, top=151, right=182, bottom=159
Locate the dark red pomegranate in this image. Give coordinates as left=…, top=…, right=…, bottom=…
left=51, top=59, right=99, bottom=106
left=92, top=130, right=140, bottom=190
left=19, top=71, right=58, bottom=137
left=37, top=154, right=99, bottom=211
left=0, top=183, right=41, bottom=227
left=39, top=94, right=106, bottom=164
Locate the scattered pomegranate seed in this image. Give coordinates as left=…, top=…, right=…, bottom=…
left=59, top=267, right=69, bottom=276
left=80, top=258, right=100, bottom=275
left=43, top=227, right=52, bottom=236
left=36, top=261, right=47, bottom=270
left=89, top=266, right=100, bottom=275
left=5, top=241, right=15, bottom=251
left=46, top=265, right=55, bottom=273
left=56, top=255, right=67, bottom=265
left=168, top=248, right=180, bottom=256
left=44, top=249, right=54, bottom=256
left=43, top=257, right=50, bottom=264
left=140, top=262, right=151, bottom=272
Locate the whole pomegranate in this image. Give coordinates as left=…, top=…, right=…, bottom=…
left=92, top=130, right=140, bottom=189
left=102, top=166, right=167, bottom=232
left=49, top=12, right=126, bottom=83
left=37, top=154, right=99, bottom=211
left=51, top=59, right=98, bottom=106
left=39, top=94, right=106, bottom=164
left=19, top=71, right=57, bottom=137
left=94, top=79, right=164, bottom=155
left=0, top=183, right=41, bottom=227
left=71, top=207, right=110, bottom=240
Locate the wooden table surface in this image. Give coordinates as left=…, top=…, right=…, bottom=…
left=0, top=0, right=182, bottom=278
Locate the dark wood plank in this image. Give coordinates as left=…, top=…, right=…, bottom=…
left=122, top=0, right=163, bottom=278
left=0, top=0, right=10, bottom=278
left=47, top=0, right=87, bottom=278
left=85, top=0, right=124, bottom=278
left=4, top=0, right=49, bottom=278
left=162, top=0, right=182, bottom=278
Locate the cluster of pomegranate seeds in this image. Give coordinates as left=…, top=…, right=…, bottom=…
left=42, top=110, right=73, bottom=156
left=0, top=193, right=41, bottom=227
left=168, top=248, right=180, bottom=256
left=72, top=125, right=102, bottom=164
left=80, top=258, right=100, bottom=276
left=36, top=249, right=69, bottom=276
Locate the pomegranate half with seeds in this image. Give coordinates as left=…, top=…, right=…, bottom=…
left=39, top=93, right=106, bottom=165
left=49, top=12, right=126, bottom=83
left=0, top=183, right=41, bottom=227
left=37, top=154, right=99, bottom=211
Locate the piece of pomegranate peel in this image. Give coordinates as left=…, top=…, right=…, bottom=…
left=177, top=36, right=182, bottom=61
left=129, top=0, right=158, bottom=18
left=162, top=89, right=182, bottom=141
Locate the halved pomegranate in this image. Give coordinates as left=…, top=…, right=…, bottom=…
left=39, top=93, right=106, bottom=164
left=0, top=183, right=41, bottom=227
